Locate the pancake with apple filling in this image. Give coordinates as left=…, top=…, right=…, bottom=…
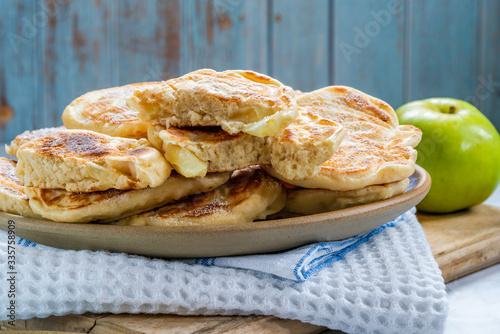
left=113, top=166, right=286, bottom=226
left=283, top=178, right=410, bottom=215
left=16, top=129, right=171, bottom=192
left=265, top=86, right=422, bottom=191
left=25, top=172, right=230, bottom=223
left=62, top=82, right=158, bottom=139
left=5, top=126, right=66, bottom=157
left=128, top=69, right=298, bottom=137
left=147, top=107, right=344, bottom=179
left=0, top=158, right=41, bottom=219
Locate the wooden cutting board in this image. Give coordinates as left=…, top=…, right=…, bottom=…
left=418, top=204, right=500, bottom=283
left=2, top=204, right=500, bottom=334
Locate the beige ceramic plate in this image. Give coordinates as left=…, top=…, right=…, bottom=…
left=0, top=166, right=430, bottom=258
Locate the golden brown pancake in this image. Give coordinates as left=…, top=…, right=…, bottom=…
left=16, top=129, right=171, bottom=192
left=5, top=126, right=66, bottom=157
left=0, top=158, right=41, bottom=219
left=148, top=107, right=344, bottom=179
left=283, top=178, right=410, bottom=215
left=265, top=86, right=422, bottom=191
left=62, top=83, right=158, bottom=139
left=25, top=172, right=230, bottom=223
left=113, top=166, right=286, bottom=226
left=128, top=69, right=298, bottom=137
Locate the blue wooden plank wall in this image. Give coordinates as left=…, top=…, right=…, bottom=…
left=0, top=0, right=499, bottom=142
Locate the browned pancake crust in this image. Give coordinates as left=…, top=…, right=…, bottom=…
left=113, top=165, right=287, bottom=226
left=320, top=128, right=415, bottom=176
left=316, top=86, right=397, bottom=127
left=63, top=82, right=159, bottom=139
left=131, top=69, right=298, bottom=137
left=166, top=70, right=295, bottom=120
left=32, top=130, right=142, bottom=160
left=28, top=173, right=185, bottom=210
left=25, top=171, right=230, bottom=223
left=16, top=129, right=170, bottom=192
left=149, top=167, right=266, bottom=219
left=6, top=126, right=66, bottom=157
left=266, top=86, right=422, bottom=190
left=0, top=159, right=26, bottom=200
left=32, top=188, right=128, bottom=208
left=79, top=83, right=155, bottom=125
left=0, top=158, right=42, bottom=219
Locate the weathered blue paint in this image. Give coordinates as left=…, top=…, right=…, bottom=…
left=1, top=0, right=38, bottom=142
left=115, top=0, right=181, bottom=83
left=180, top=0, right=267, bottom=75
left=240, top=0, right=268, bottom=74
left=407, top=0, right=478, bottom=104
left=479, top=0, right=500, bottom=128
left=333, top=0, right=405, bottom=109
left=39, top=0, right=115, bottom=130
left=271, top=0, right=330, bottom=91
left=0, top=0, right=498, bottom=142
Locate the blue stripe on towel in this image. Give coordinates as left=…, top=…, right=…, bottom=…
left=292, top=215, right=404, bottom=281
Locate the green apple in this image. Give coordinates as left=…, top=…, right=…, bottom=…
left=396, top=98, right=500, bottom=213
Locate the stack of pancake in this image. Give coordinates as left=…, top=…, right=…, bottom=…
left=1, top=69, right=421, bottom=226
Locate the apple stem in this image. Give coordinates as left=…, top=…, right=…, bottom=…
left=448, top=105, right=456, bottom=114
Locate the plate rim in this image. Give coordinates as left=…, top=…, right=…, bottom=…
left=0, top=165, right=430, bottom=236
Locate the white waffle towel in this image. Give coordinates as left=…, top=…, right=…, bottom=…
left=0, top=209, right=448, bottom=333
